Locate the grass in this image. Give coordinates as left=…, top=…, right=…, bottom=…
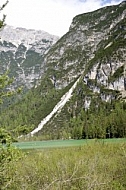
left=4, top=140, right=126, bottom=190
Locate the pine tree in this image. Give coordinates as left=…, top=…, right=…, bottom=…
left=0, top=1, right=8, bottom=28
left=0, top=1, right=13, bottom=104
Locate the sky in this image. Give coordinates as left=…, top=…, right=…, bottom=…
left=0, top=0, right=123, bottom=36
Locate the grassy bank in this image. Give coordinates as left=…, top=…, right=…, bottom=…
left=2, top=141, right=126, bottom=190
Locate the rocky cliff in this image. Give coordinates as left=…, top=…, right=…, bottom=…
left=35, top=1, right=126, bottom=136
left=43, top=1, right=125, bottom=93
left=0, top=25, right=59, bottom=90
left=0, top=1, right=126, bottom=138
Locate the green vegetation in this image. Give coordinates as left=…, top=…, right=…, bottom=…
left=0, top=74, right=125, bottom=140
left=0, top=1, right=8, bottom=28
left=1, top=141, right=126, bottom=189
left=2, top=8, right=125, bottom=133
left=35, top=78, right=125, bottom=140
left=0, top=71, right=14, bottom=104
left=0, top=140, right=24, bottom=190
left=0, top=2, right=126, bottom=189
left=73, top=2, right=125, bottom=32
left=108, top=65, right=124, bottom=83
left=22, top=50, right=42, bottom=68
left=0, top=77, right=75, bottom=136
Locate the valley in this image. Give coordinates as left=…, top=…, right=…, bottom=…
left=0, top=1, right=126, bottom=189
left=0, top=1, right=126, bottom=141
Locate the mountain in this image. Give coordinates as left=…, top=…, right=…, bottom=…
left=0, top=1, right=126, bottom=140
left=43, top=1, right=125, bottom=91
left=0, top=25, right=59, bottom=90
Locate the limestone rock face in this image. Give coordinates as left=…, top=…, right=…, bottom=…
left=0, top=25, right=59, bottom=89
left=43, top=1, right=125, bottom=94
left=0, top=2, right=125, bottom=133
left=36, top=1, right=125, bottom=131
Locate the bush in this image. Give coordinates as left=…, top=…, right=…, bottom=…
left=1, top=142, right=125, bottom=190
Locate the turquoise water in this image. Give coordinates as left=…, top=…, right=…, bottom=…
left=13, top=138, right=126, bottom=150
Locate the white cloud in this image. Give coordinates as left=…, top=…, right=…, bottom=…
left=0, top=0, right=123, bottom=36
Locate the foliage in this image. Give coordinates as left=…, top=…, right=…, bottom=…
left=0, top=78, right=74, bottom=135
left=0, top=2, right=126, bottom=188
left=0, top=128, right=12, bottom=143
left=1, top=142, right=126, bottom=190
left=0, top=1, right=125, bottom=141
left=0, top=2, right=10, bottom=103
left=35, top=78, right=126, bottom=140
left=0, top=1, right=8, bottom=28
left=0, top=3, right=24, bottom=190
left=0, top=143, right=24, bottom=190
left=69, top=101, right=126, bottom=139
left=0, top=74, right=125, bottom=140
left=108, top=65, right=124, bottom=83
left=0, top=71, right=14, bottom=104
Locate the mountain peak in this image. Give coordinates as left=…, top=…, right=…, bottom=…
left=0, top=25, right=59, bottom=47
left=0, top=2, right=126, bottom=139
left=0, top=25, right=59, bottom=90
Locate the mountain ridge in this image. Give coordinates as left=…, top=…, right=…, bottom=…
left=0, top=25, right=59, bottom=50
left=0, top=1, right=126, bottom=140
left=0, top=25, right=59, bottom=90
